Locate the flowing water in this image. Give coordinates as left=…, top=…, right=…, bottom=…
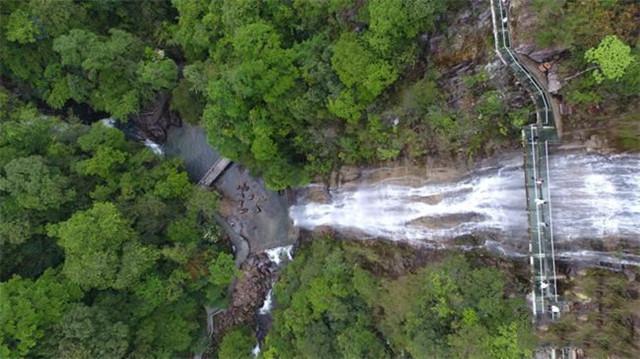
left=290, top=152, right=640, bottom=266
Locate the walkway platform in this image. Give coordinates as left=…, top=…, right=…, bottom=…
left=523, top=125, right=560, bottom=321
left=491, top=0, right=561, bottom=322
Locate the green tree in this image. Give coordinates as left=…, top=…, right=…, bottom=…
left=209, top=252, right=237, bottom=287
left=218, top=326, right=255, bottom=359
left=50, top=28, right=177, bottom=119
left=337, top=324, right=388, bottom=359
left=264, top=239, right=387, bottom=358
left=402, top=256, right=534, bottom=358
left=585, top=35, right=634, bottom=83
left=0, top=156, right=75, bottom=211
left=0, top=270, right=82, bottom=358
left=52, top=304, right=129, bottom=359
left=331, top=33, right=397, bottom=104
left=50, top=202, right=155, bottom=290
left=265, top=239, right=535, bottom=358
left=0, top=87, right=228, bottom=358
left=170, top=0, right=221, bottom=61
left=207, top=252, right=237, bottom=306
left=201, top=21, right=308, bottom=189
left=0, top=0, right=87, bottom=90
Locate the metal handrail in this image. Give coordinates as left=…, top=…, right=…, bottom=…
left=494, top=0, right=553, bottom=127
left=529, top=127, right=547, bottom=315
left=490, top=0, right=561, bottom=323
left=545, top=140, right=559, bottom=302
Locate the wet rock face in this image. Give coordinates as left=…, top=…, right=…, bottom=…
left=211, top=254, right=276, bottom=341
left=431, top=2, right=493, bottom=70
left=215, top=165, right=298, bottom=253
left=130, top=92, right=180, bottom=142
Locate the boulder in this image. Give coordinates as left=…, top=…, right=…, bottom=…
left=211, top=254, right=276, bottom=340
left=528, top=45, right=569, bottom=63
left=515, top=42, right=568, bottom=63
left=547, top=65, right=562, bottom=93
left=130, top=92, right=180, bottom=143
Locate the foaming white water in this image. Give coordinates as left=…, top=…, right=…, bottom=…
left=290, top=152, right=640, bottom=265
left=258, top=289, right=273, bottom=315
left=100, top=118, right=116, bottom=128
left=291, top=160, right=527, bottom=243
left=264, top=245, right=294, bottom=265
left=144, top=139, right=164, bottom=156
left=549, top=153, right=640, bottom=241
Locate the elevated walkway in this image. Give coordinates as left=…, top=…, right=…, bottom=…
left=490, top=0, right=561, bottom=323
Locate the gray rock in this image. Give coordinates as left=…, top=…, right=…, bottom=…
left=515, top=42, right=568, bottom=63
left=514, top=42, right=536, bottom=55
left=624, top=268, right=636, bottom=282
left=547, top=65, right=562, bottom=93
left=528, top=45, right=568, bottom=62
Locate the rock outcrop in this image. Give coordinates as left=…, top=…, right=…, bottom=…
left=510, top=0, right=568, bottom=63
left=130, top=92, right=180, bottom=142
left=210, top=254, right=276, bottom=341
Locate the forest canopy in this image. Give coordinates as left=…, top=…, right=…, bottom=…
left=0, top=90, right=235, bottom=358
left=1, top=0, right=639, bottom=357
left=260, top=238, right=535, bottom=358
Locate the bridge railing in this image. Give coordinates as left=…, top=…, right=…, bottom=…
left=523, top=125, right=560, bottom=321
left=492, top=0, right=561, bottom=323
left=492, top=0, right=556, bottom=129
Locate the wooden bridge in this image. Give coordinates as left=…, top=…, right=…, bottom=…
left=491, top=0, right=562, bottom=324
left=198, top=157, right=232, bottom=187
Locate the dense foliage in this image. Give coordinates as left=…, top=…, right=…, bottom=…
left=0, top=0, right=177, bottom=118
left=1, top=0, right=534, bottom=191
left=2, top=0, right=638, bottom=357
left=217, top=326, right=256, bottom=359
left=584, top=35, right=633, bottom=84
left=261, top=239, right=535, bottom=358
left=545, top=268, right=640, bottom=358
left=532, top=0, right=639, bottom=107
left=0, top=91, right=235, bottom=358
left=169, top=0, right=478, bottom=189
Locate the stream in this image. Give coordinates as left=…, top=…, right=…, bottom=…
left=128, top=119, right=639, bottom=354
left=290, top=151, right=640, bottom=267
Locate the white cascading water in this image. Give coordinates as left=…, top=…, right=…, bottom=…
left=290, top=152, right=640, bottom=266
left=143, top=139, right=164, bottom=156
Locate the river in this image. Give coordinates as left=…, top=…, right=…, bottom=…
left=290, top=151, right=640, bottom=267
left=144, top=120, right=640, bottom=268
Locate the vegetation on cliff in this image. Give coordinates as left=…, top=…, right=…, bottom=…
left=1, top=0, right=639, bottom=357
left=254, top=238, right=535, bottom=358
left=0, top=91, right=235, bottom=358
left=532, top=0, right=639, bottom=121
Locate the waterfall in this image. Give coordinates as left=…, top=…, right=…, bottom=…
left=99, top=117, right=164, bottom=156
left=143, top=138, right=164, bottom=156
left=289, top=152, right=640, bottom=266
